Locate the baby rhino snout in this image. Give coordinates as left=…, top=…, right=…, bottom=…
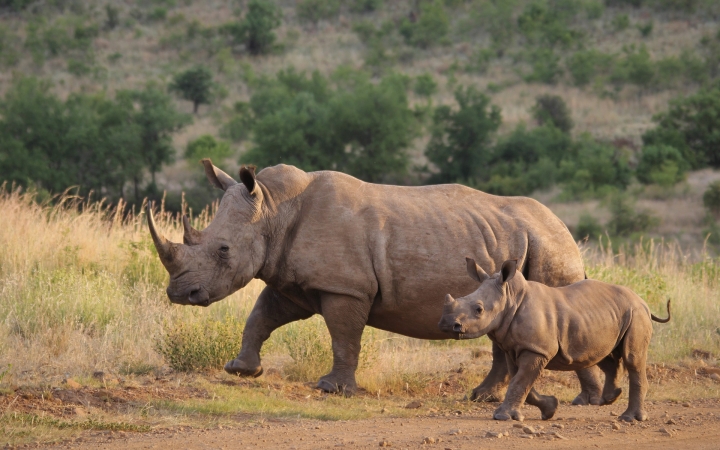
left=438, top=314, right=465, bottom=334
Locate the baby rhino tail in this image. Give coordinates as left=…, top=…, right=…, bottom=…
left=651, top=299, right=671, bottom=323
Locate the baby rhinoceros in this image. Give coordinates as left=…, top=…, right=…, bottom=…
left=439, top=258, right=670, bottom=423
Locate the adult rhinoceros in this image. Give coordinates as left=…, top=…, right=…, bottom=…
left=147, top=160, right=604, bottom=404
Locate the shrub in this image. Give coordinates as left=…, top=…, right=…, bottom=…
left=414, top=73, right=437, bottom=98
left=220, top=101, right=254, bottom=142
left=637, top=21, right=653, bottom=37
left=524, top=48, right=562, bottom=84
left=350, top=0, right=382, bottom=13
left=185, top=135, right=232, bottom=162
left=567, top=49, right=615, bottom=86
left=532, top=94, right=573, bottom=133
left=613, top=45, right=655, bottom=89
left=297, top=0, right=340, bottom=25
left=466, top=47, right=495, bottom=74
left=559, top=136, right=632, bottom=199
left=635, top=145, right=688, bottom=187
left=584, top=0, right=604, bottom=19
left=703, top=181, right=720, bottom=215
left=105, top=5, right=120, bottom=30
left=643, top=87, right=720, bottom=169
left=575, top=213, right=604, bottom=241
left=399, top=0, right=449, bottom=49
left=156, top=316, right=245, bottom=372
left=606, top=193, right=659, bottom=237
left=612, top=13, right=630, bottom=32
left=516, top=0, right=581, bottom=48
left=425, top=85, right=502, bottom=183
left=148, top=7, right=167, bottom=22
left=169, top=66, right=214, bottom=113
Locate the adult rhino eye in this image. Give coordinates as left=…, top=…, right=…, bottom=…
left=219, top=245, right=229, bottom=253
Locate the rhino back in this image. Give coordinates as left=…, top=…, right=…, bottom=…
left=260, top=169, right=584, bottom=339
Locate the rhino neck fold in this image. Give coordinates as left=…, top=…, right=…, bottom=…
left=490, top=282, right=527, bottom=344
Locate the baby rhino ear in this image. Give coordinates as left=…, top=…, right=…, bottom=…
left=500, top=259, right=518, bottom=284
left=466, top=257, right=489, bottom=283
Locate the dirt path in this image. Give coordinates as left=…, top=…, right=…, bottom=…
left=45, top=399, right=720, bottom=450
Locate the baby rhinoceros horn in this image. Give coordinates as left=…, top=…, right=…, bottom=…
left=443, top=294, right=458, bottom=312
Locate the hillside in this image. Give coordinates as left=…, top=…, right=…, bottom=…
left=2, top=0, right=720, bottom=246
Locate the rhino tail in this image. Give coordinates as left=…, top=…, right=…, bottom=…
left=651, top=299, right=671, bottom=323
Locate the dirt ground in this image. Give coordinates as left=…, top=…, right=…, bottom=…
left=31, top=398, right=720, bottom=450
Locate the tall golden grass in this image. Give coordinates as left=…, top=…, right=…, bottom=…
left=0, top=188, right=718, bottom=395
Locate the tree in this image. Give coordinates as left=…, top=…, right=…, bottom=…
left=635, top=144, right=688, bottom=187
left=399, top=0, right=449, bottom=48
left=231, top=0, right=282, bottom=55
left=185, top=135, right=232, bottom=163
left=643, top=87, right=720, bottom=169
left=120, top=86, right=192, bottom=199
left=532, top=94, right=573, bottom=133
left=425, top=86, right=502, bottom=183
left=169, top=66, right=214, bottom=114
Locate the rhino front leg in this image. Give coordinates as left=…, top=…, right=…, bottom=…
left=470, top=342, right=511, bottom=402
left=225, top=287, right=313, bottom=377
left=493, top=351, right=549, bottom=422
left=317, top=294, right=371, bottom=396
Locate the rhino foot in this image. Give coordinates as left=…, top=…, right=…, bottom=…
left=493, top=407, right=524, bottom=422
left=601, top=388, right=623, bottom=406
left=224, top=359, right=263, bottom=378
left=571, top=390, right=603, bottom=406
left=317, top=375, right=357, bottom=397
left=619, top=409, right=648, bottom=422
left=538, top=396, right=559, bottom=420
left=470, top=386, right=504, bottom=403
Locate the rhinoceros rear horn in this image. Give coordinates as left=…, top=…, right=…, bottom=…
left=182, top=215, right=202, bottom=245
left=201, top=159, right=238, bottom=191
left=466, top=257, right=489, bottom=284
left=146, top=202, right=178, bottom=269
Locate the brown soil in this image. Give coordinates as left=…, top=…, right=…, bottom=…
left=29, top=398, right=720, bottom=450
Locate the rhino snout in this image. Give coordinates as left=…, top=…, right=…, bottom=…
left=166, top=285, right=210, bottom=307
left=438, top=315, right=465, bottom=334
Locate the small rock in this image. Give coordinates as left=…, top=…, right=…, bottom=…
left=552, top=424, right=564, bottom=429
left=422, top=437, right=435, bottom=444
left=453, top=410, right=462, bottom=415
left=710, top=373, right=720, bottom=382
left=612, top=422, right=621, bottom=430
left=405, top=401, right=423, bottom=409
left=485, top=431, right=504, bottom=439
left=64, top=378, right=81, bottom=389
left=522, top=426, right=536, bottom=434
left=379, top=440, right=391, bottom=447
left=92, top=371, right=106, bottom=380
left=666, top=419, right=676, bottom=425
left=381, top=407, right=388, bottom=413
left=448, top=429, right=461, bottom=436
left=659, top=427, right=675, bottom=436
left=610, top=411, right=618, bottom=416
left=519, top=434, right=534, bottom=439
left=513, top=423, right=524, bottom=428
left=553, top=433, right=568, bottom=440
left=73, top=407, right=87, bottom=417
left=682, top=402, right=691, bottom=408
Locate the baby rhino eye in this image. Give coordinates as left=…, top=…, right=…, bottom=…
left=475, top=305, right=484, bottom=314
left=219, top=245, right=229, bottom=253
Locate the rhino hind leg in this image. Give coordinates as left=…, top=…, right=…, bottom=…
left=571, top=366, right=604, bottom=406
left=597, top=355, right=624, bottom=405
left=226, top=287, right=313, bottom=377
left=316, top=294, right=370, bottom=397
left=470, top=343, right=510, bottom=402
left=619, top=323, right=650, bottom=422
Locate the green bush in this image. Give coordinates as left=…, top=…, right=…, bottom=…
left=185, top=135, right=232, bottom=162
left=350, top=0, right=382, bottom=13
left=532, top=94, right=573, bottom=133
left=635, top=145, right=688, bottom=187
left=643, top=87, right=720, bottom=169
left=220, top=101, right=254, bottom=142
left=575, top=213, right=604, bottom=241
left=399, top=0, right=449, bottom=49
left=612, top=45, right=655, bottom=89
left=584, top=0, right=604, bottom=19
left=612, top=13, right=630, bottom=32
left=297, top=0, right=340, bottom=25
left=516, top=0, right=582, bottom=48
left=425, top=85, right=502, bottom=183
left=156, top=316, right=245, bottom=372
left=637, top=21, right=653, bottom=37
left=606, top=193, right=659, bottom=237
left=559, top=136, right=632, bottom=199
left=169, top=65, right=214, bottom=113
left=105, top=5, right=120, bottom=30
left=466, top=47, right=495, bottom=74
left=567, top=49, right=615, bottom=87
left=414, top=73, right=437, bottom=98
left=524, top=48, right=562, bottom=84
left=703, top=180, right=720, bottom=215
left=148, top=7, right=168, bottom=22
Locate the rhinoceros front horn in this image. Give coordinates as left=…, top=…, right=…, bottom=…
left=146, top=202, right=178, bottom=270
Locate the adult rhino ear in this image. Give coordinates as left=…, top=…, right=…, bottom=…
left=239, top=165, right=260, bottom=196
left=202, top=159, right=237, bottom=191
left=466, top=257, right=490, bottom=284
left=500, top=259, right=518, bottom=284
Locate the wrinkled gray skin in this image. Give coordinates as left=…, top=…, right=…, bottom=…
left=439, top=259, right=671, bottom=422
left=147, top=159, right=604, bottom=401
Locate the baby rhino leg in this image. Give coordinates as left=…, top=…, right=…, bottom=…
left=597, top=355, right=623, bottom=405
left=493, top=352, right=548, bottom=422
left=619, top=321, right=651, bottom=422
left=526, top=388, right=559, bottom=420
